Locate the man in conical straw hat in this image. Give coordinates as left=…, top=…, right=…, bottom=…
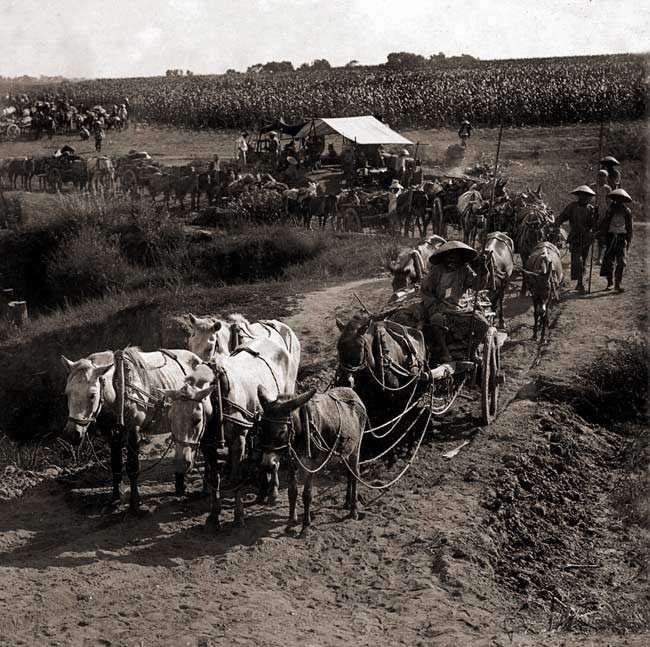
left=555, top=185, right=597, bottom=294
left=600, top=155, right=621, bottom=189
left=421, top=241, right=489, bottom=364
left=599, top=189, right=633, bottom=293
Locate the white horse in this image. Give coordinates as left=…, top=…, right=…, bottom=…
left=164, top=336, right=297, bottom=528
left=187, top=312, right=300, bottom=374
left=62, top=347, right=202, bottom=511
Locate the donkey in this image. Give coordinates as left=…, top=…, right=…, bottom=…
left=521, top=242, right=563, bottom=341
left=61, top=347, right=202, bottom=511
left=257, top=386, right=367, bottom=535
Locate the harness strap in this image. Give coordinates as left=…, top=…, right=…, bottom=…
left=160, top=349, right=188, bottom=376
left=260, top=320, right=292, bottom=352
left=300, top=405, right=312, bottom=459
left=67, top=375, right=106, bottom=427
left=114, top=350, right=125, bottom=428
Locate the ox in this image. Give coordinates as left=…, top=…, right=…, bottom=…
left=61, top=348, right=202, bottom=511
left=166, top=337, right=297, bottom=528
left=257, top=386, right=367, bottom=535
left=476, top=232, right=515, bottom=329
left=387, top=235, right=446, bottom=295
left=521, top=242, right=563, bottom=341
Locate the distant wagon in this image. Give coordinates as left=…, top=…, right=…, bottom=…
left=44, top=155, right=88, bottom=192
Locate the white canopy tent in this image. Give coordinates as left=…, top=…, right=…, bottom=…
left=295, top=115, right=413, bottom=145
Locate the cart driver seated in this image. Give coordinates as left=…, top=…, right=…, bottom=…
left=420, top=241, right=490, bottom=364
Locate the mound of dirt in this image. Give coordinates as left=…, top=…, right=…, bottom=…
left=481, top=400, right=650, bottom=633
left=0, top=464, right=63, bottom=501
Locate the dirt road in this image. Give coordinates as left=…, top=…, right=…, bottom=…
left=0, top=227, right=647, bottom=647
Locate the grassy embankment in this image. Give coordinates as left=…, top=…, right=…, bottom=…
left=0, top=194, right=389, bottom=441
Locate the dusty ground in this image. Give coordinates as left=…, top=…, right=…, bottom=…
left=0, top=221, right=647, bottom=646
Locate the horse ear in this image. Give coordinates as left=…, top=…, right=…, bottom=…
left=92, top=362, right=114, bottom=378
left=188, top=313, right=199, bottom=326
left=195, top=385, right=216, bottom=401
left=60, top=355, right=76, bottom=372
left=211, top=320, right=222, bottom=332
left=335, top=317, right=345, bottom=332
left=257, top=385, right=273, bottom=409
left=536, top=182, right=543, bottom=196
left=158, top=388, right=180, bottom=401
left=285, top=388, right=317, bottom=412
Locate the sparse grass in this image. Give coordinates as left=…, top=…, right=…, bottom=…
left=580, top=336, right=649, bottom=423
left=613, top=423, right=650, bottom=531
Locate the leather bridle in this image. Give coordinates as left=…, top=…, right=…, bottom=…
left=66, top=376, right=106, bottom=428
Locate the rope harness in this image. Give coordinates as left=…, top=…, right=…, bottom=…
left=66, top=375, right=106, bottom=428
left=338, top=320, right=427, bottom=394
left=258, top=393, right=347, bottom=476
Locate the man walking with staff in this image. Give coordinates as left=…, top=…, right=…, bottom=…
left=599, top=188, right=633, bottom=293
left=555, top=186, right=597, bottom=294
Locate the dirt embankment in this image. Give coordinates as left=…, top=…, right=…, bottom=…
left=0, top=226, right=647, bottom=647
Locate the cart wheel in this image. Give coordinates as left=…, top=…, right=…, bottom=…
left=6, top=124, right=20, bottom=141
left=481, top=327, right=499, bottom=425
left=343, top=207, right=361, bottom=233
left=47, top=168, right=63, bottom=192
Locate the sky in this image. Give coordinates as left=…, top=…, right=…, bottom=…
left=0, top=0, right=648, bottom=78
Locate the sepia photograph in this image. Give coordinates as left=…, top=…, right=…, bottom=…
left=0, top=1, right=648, bottom=645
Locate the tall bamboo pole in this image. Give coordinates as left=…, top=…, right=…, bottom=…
left=466, top=120, right=504, bottom=360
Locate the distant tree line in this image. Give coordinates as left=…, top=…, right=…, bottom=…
left=165, top=69, right=194, bottom=77
left=234, top=52, right=479, bottom=75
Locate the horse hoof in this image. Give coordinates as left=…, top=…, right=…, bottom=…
left=299, top=526, right=311, bottom=538
left=347, top=509, right=360, bottom=521
left=267, top=496, right=278, bottom=507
